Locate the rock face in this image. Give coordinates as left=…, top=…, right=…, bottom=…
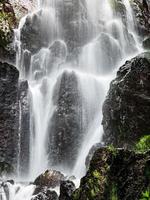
left=59, top=180, right=76, bottom=200
left=72, top=147, right=150, bottom=200
left=0, top=61, right=30, bottom=173
left=102, top=52, right=150, bottom=147
left=48, top=71, right=83, bottom=169
left=0, top=62, right=19, bottom=167
left=34, top=169, right=65, bottom=188
left=0, top=0, right=17, bottom=63
left=131, top=0, right=150, bottom=37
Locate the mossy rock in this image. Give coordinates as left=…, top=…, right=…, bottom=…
left=72, top=147, right=150, bottom=200
left=0, top=1, right=16, bottom=48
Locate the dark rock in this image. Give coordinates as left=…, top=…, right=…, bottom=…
left=7, top=180, right=14, bottom=185
left=59, top=180, right=76, bottom=200
left=0, top=162, right=14, bottom=175
left=34, top=169, right=65, bottom=188
left=72, top=147, right=150, bottom=200
left=143, top=36, right=150, bottom=49
left=20, top=11, right=52, bottom=54
left=32, top=189, right=58, bottom=200
left=0, top=1, right=17, bottom=63
left=0, top=62, right=19, bottom=168
left=48, top=71, right=83, bottom=169
left=102, top=52, right=150, bottom=147
left=131, top=0, right=150, bottom=37
left=85, top=143, right=103, bottom=170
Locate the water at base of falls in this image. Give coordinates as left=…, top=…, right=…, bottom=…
left=1, top=0, right=143, bottom=199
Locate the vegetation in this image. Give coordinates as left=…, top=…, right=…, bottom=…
left=140, top=189, right=150, bottom=200
left=135, top=135, right=150, bottom=153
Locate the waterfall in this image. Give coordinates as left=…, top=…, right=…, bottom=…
left=1, top=0, right=143, bottom=199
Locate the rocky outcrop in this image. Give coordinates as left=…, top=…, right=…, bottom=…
left=143, top=37, right=150, bottom=49
left=34, top=169, right=65, bottom=188
left=0, top=0, right=17, bottom=63
left=32, top=189, right=58, bottom=200
left=102, top=52, right=150, bottom=147
left=48, top=71, right=83, bottom=169
left=131, top=0, right=150, bottom=37
left=0, top=61, right=30, bottom=173
left=0, top=0, right=35, bottom=63
left=59, top=180, right=76, bottom=200
left=0, top=62, right=19, bottom=167
left=72, top=147, right=150, bottom=200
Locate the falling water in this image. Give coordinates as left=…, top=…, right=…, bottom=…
left=17, top=0, right=142, bottom=179
left=1, top=0, right=143, bottom=199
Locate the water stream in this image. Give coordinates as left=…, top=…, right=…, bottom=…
left=1, top=0, right=143, bottom=199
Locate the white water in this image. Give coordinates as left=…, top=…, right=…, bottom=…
left=1, top=0, right=143, bottom=199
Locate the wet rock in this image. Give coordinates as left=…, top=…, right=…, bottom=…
left=49, top=40, right=67, bottom=68
left=32, top=189, right=58, bottom=200
left=131, top=0, right=150, bottom=37
left=48, top=71, right=83, bottom=169
left=85, top=143, right=103, bottom=170
left=59, top=180, right=76, bottom=200
left=0, top=162, right=14, bottom=175
left=72, top=147, right=150, bottom=200
left=0, top=1, right=17, bottom=63
left=143, top=36, right=150, bottom=49
left=102, top=52, right=150, bottom=147
left=18, top=80, right=30, bottom=175
left=0, top=62, right=19, bottom=168
left=34, top=169, right=65, bottom=188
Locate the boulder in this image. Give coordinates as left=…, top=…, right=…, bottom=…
left=48, top=71, right=83, bottom=169
left=102, top=52, right=150, bottom=147
left=72, top=147, right=150, bottom=200
left=34, top=170, right=65, bottom=188
left=32, top=189, right=58, bottom=200
left=59, top=180, right=76, bottom=200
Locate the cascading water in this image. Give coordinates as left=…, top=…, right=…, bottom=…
left=1, top=0, right=143, bottom=199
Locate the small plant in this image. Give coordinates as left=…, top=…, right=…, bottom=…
left=140, top=189, right=150, bottom=200
left=135, top=135, right=150, bottom=153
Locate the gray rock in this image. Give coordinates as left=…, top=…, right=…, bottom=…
left=102, top=52, right=150, bottom=147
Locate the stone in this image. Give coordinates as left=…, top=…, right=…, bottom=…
left=0, top=62, right=19, bottom=168
left=143, top=36, right=150, bottom=49
left=72, top=147, right=150, bottom=200
left=59, top=180, right=76, bottom=200
left=34, top=169, right=65, bottom=188
left=102, top=52, right=150, bottom=148
left=32, top=189, right=58, bottom=200
left=48, top=71, right=83, bottom=169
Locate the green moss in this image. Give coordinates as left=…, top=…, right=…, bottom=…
left=93, top=170, right=101, bottom=179
left=0, top=2, right=16, bottom=48
left=140, top=188, right=150, bottom=200
left=111, top=183, right=118, bottom=200
left=135, top=135, right=150, bottom=153
left=107, top=145, right=118, bottom=156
